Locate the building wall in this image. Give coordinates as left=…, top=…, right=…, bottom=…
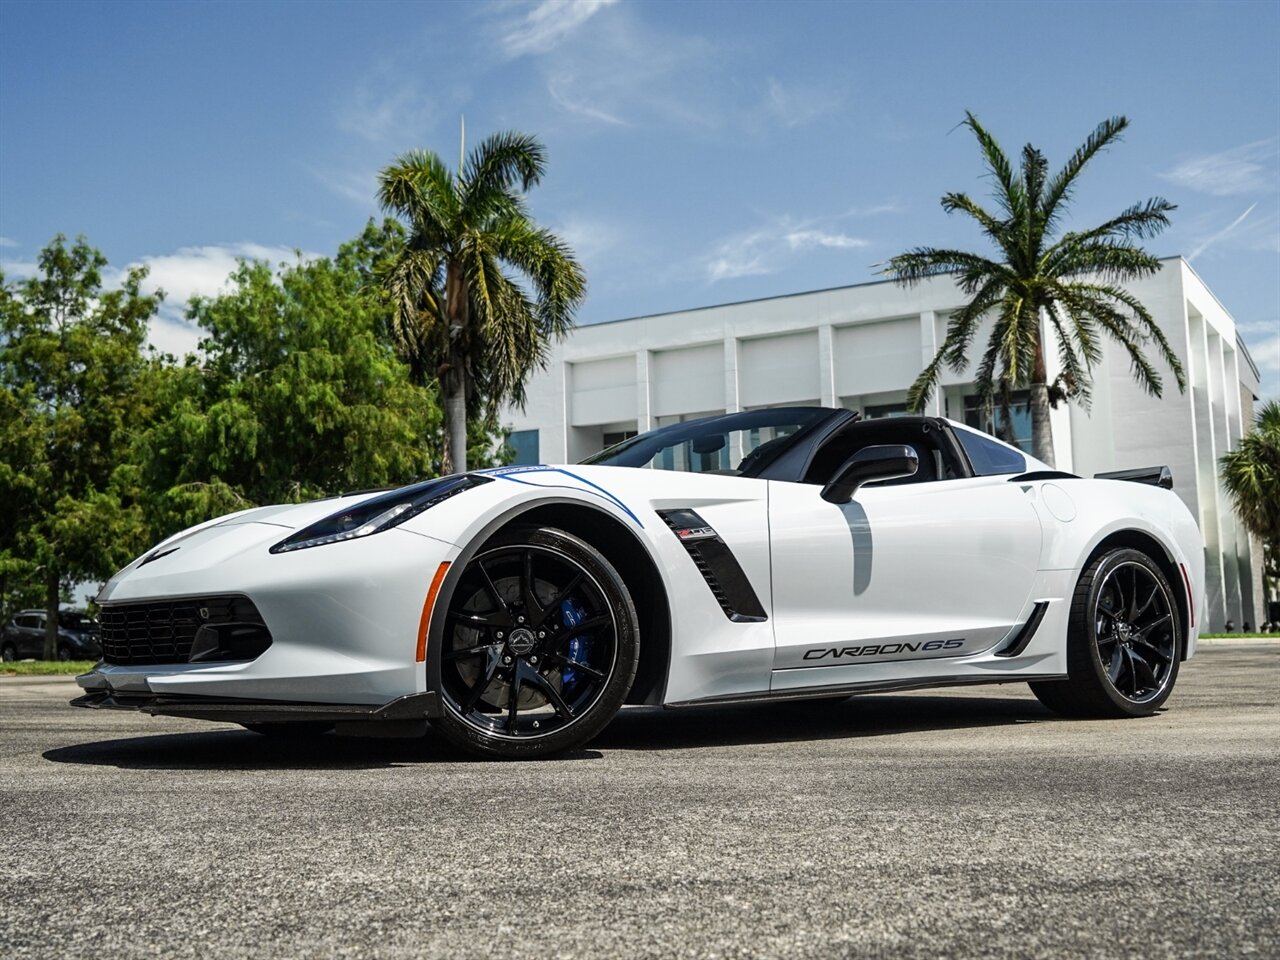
left=504, top=258, right=1262, bottom=629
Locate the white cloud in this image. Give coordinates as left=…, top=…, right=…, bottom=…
left=336, top=81, right=437, bottom=144
left=6, top=242, right=322, bottom=358
left=499, top=0, right=618, bottom=59
left=1, top=257, right=38, bottom=280
left=547, top=75, right=628, bottom=126
left=551, top=215, right=622, bottom=263
left=754, top=77, right=845, bottom=131
left=310, top=165, right=379, bottom=206
left=1246, top=333, right=1280, bottom=401
left=1188, top=203, right=1258, bottom=262
left=1162, top=139, right=1279, bottom=197
left=783, top=229, right=868, bottom=251
left=705, top=219, right=870, bottom=283
left=0, top=236, right=18, bottom=248
left=1251, top=334, right=1279, bottom=370
left=133, top=243, right=318, bottom=307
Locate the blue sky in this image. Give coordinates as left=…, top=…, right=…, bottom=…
left=1, top=0, right=1277, bottom=396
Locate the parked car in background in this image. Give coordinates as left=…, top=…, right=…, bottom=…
left=2, top=610, right=102, bottom=661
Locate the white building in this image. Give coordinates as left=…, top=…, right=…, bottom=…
left=504, top=258, right=1266, bottom=631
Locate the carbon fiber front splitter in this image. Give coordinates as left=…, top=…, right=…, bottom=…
left=70, top=689, right=441, bottom=737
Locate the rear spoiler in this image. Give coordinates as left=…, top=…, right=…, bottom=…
left=1094, top=465, right=1173, bottom=490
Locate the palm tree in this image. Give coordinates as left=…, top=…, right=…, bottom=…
left=882, top=113, right=1186, bottom=467
left=377, top=129, right=586, bottom=473
left=1221, top=400, right=1280, bottom=588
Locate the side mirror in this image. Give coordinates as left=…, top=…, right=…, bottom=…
left=821, top=445, right=919, bottom=503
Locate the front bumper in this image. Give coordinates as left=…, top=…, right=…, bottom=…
left=71, top=688, right=442, bottom=734
left=78, top=524, right=459, bottom=707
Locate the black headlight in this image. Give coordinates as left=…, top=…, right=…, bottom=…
left=270, top=474, right=492, bottom=554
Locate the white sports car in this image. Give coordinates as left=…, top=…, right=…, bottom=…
left=75, top=407, right=1204, bottom=758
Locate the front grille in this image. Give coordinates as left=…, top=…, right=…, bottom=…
left=100, top=595, right=266, bottom=665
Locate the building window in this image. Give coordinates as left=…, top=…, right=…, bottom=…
left=864, top=402, right=909, bottom=419
left=508, top=429, right=540, bottom=465
left=963, top=392, right=1033, bottom=453
left=602, top=430, right=637, bottom=449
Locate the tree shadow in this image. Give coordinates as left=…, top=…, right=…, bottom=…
left=43, top=691, right=1053, bottom=769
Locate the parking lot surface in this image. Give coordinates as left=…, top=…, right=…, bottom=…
left=2, top=643, right=1277, bottom=959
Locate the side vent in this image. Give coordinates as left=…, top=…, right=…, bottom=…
left=657, top=509, right=767, bottom=623
left=995, top=601, right=1049, bottom=658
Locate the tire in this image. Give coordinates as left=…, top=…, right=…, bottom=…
left=240, top=722, right=334, bottom=737
left=1, top=643, right=16, bottom=663
left=1031, top=547, right=1182, bottom=718
left=57, top=644, right=73, bottom=662
left=431, top=525, right=640, bottom=759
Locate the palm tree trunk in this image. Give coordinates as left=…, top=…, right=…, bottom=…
left=443, top=261, right=469, bottom=474
left=1030, top=334, right=1056, bottom=468
left=445, top=363, right=467, bottom=474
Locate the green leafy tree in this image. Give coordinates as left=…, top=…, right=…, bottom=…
left=882, top=113, right=1185, bottom=466
left=377, top=129, right=586, bottom=472
left=0, top=237, right=162, bottom=658
left=1220, top=400, right=1280, bottom=588
left=137, top=232, right=453, bottom=533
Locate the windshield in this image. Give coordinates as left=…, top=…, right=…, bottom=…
left=581, top=407, right=837, bottom=475
left=58, top=612, right=98, bottom=631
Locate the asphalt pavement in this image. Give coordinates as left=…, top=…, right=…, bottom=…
left=2, top=644, right=1277, bottom=959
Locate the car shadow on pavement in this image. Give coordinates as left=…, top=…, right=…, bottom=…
left=42, top=729, right=604, bottom=769
left=594, top=692, right=1054, bottom=751
left=43, top=691, right=1052, bottom=768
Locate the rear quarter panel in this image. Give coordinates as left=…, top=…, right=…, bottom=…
left=1027, top=477, right=1204, bottom=655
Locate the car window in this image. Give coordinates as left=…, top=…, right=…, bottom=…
left=16, top=615, right=39, bottom=629
left=955, top=427, right=1027, bottom=476
left=583, top=407, right=835, bottom=476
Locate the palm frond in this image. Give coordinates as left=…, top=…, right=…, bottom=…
left=462, top=131, right=545, bottom=207
left=1044, top=239, right=1164, bottom=283
left=963, top=112, right=1024, bottom=222
left=1064, top=281, right=1186, bottom=391
left=1040, top=115, right=1129, bottom=231
left=1045, top=301, right=1095, bottom=407
left=377, top=150, right=457, bottom=244
left=879, top=247, right=1006, bottom=292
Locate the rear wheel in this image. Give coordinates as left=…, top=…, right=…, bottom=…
left=1, top=643, right=16, bottom=662
left=1031, top=547, right=1181, bottom=718
left=57, top=644, right=73, bottom=662
left=431, top=526, right=639, bottom=759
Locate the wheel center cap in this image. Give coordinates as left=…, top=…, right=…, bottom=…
left=1117, top=622, right=1133, bottom=641
left=507, top=627, right=536, bottom=656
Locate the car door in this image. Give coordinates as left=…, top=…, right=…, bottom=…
left=17, top=614, right=43, bottom=658
left=767, top=474, right=1043, bottom=690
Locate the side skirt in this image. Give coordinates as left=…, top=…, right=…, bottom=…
left=663, top=673, right=1069, bottom=709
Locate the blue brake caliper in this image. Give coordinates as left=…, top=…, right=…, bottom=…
left=560, top=597, right=589, bottom=691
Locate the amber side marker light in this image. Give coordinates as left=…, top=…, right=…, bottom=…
left=417, top=561, right=452, bottom=662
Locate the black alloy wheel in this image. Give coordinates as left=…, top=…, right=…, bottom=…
left=1031, top=547, right=1182, bottom=718
left=1093, top=559, right=1178, bottom=702
left=433, top=526, right=639, bottom=759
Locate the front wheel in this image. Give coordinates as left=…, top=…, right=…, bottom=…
left=1, top=643, right=16, bottom=663
left=431, top=526, right=640, bottom=759
left=1031, top=547, right=1181, bottom=718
